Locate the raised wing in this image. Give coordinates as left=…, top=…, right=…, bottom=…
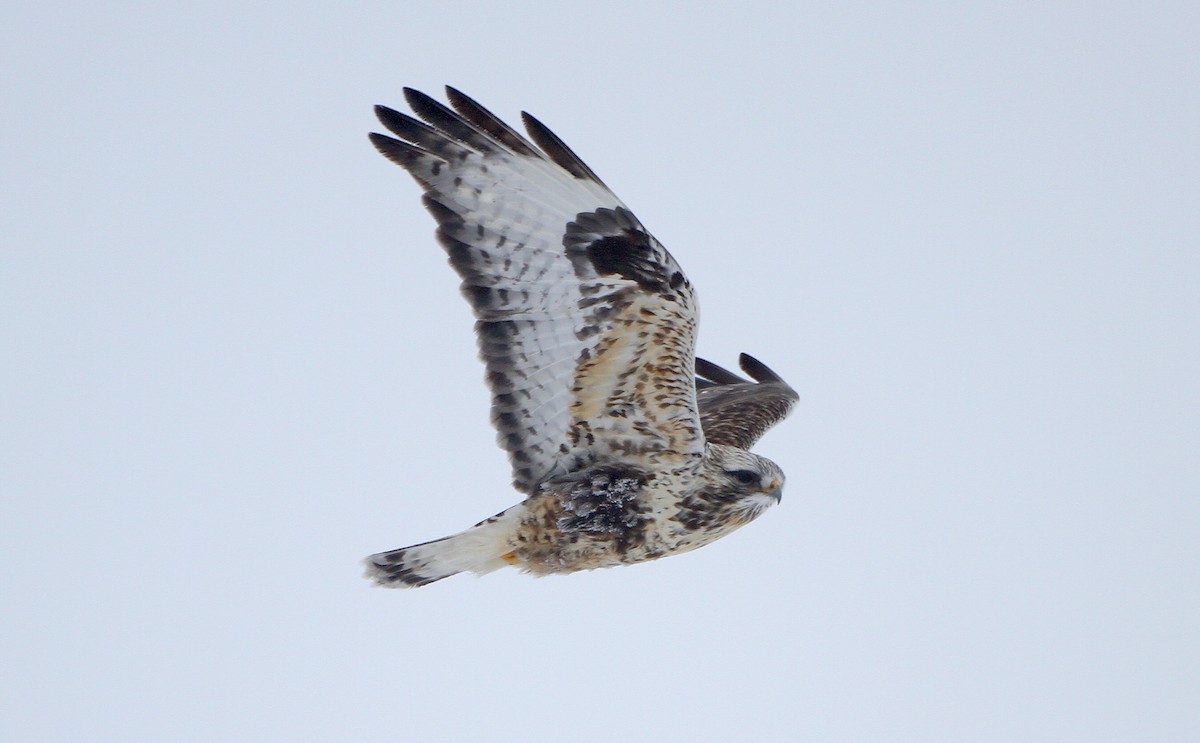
left=695, top=354, right=798, bottom=450
left=371, top=87, right=704, bottom=493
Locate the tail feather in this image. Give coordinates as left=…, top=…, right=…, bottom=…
left=364, top=507, right=522, bottom=588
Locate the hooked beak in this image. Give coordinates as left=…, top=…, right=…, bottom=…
left=766, top=479, right=783, bottom=503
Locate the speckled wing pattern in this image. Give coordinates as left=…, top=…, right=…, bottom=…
left=695, top=354, right=799, bottom=450
left=370, top=88, right=704, bottom=494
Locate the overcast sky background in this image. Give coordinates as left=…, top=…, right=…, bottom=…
left=3, top=3, right=1197, bottom=741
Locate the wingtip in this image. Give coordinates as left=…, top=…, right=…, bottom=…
left=368, top=131, right=405, bottom=165
left=403, top=86, right=438, bottom=110
left=373, top=104, right=412, bottom=136
left=519, top=110, right=541, bottom=137
left=520, top=111, right=607, bottom=186
left=696, top=357, right=748, bottom=385
left=738, top=353, right=785, bottom=384
left=403, top=87, right=452, bottom=124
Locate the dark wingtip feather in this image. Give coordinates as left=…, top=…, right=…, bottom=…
left=374, top=105, right=435, bottom=147
left=369, top=131, right=423, bottom=168
left=696, top=357, right=749, bottom=385
left=403, top=88, right=456, bottom=126
left=374, top=105, right=427, bottom=141
left=402, top=87, right=436, bottom=114
left=521, top=111, right=607, bottom=186
left=374, top=103, right=476, bottom=166
left=402, top=87, right=496, bottom=152
left=738, top=353, right=786, bottom=384
left=445, top=86, right=540, bottom=156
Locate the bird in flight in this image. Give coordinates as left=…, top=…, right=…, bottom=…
left=365, top=87, right=797, bottom=587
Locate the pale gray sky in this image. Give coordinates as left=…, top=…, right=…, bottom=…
left=3, top=2, right=1198, bottom=741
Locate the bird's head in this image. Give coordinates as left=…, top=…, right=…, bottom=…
left=698, top=444, right=785, bottom=525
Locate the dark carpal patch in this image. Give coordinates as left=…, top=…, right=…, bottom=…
left=564, top=207, right=685, bottom=296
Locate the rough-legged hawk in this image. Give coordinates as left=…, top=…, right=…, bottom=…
left=365, top=87, right=797, bottom=587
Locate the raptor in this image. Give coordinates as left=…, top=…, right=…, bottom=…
left=365, top=88, right=797, bottom=587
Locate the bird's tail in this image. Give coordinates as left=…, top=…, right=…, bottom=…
left=364, top=506, right=523, bottom=588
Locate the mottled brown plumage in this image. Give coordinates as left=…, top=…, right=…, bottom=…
left=364, top=88, right=796, bottom=587
left=696, top=354, right=799, bottom=450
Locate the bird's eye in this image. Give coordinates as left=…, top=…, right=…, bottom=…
left=730, top=469, right=759, bottom=486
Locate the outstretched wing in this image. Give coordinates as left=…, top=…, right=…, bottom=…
left=371, top=87, right=703, bottom=493
left=695, top=354, right=798, bottom=450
